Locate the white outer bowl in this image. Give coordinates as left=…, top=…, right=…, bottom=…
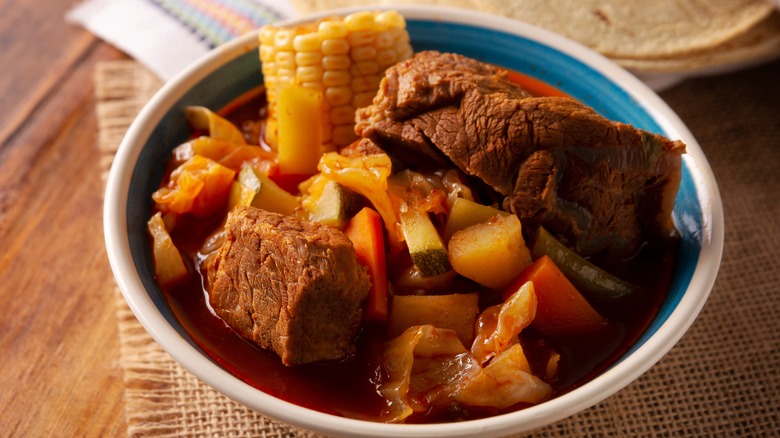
left=104, top=5, right=724, bottom=437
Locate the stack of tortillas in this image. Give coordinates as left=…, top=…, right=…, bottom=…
left=291, top=0, right=780, bottom=75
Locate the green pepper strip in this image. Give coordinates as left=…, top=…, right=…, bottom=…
left=531, top=227, right=640, bottom=302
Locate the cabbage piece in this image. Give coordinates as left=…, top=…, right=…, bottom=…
left=173, top=137, right=276, bottom=172
left=318, top=152, right=402, bottom=245
left=441, top=168, right=475, bottom=209
left=185, top=106, right=246, bottom=144
left=387, top=169, right=448, bottom=216
left=152, top=155, right=236, bottom=217
left=454, top=344, right=552, bottom=409
left=471, top=281, right=538, bottom=365
left=147, top=212, right=188, bottom=286
left=380, top=322, right=553, bottom=422
left=379, top=325, right=481, bottom=423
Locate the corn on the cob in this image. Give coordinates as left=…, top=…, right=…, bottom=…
left=259, top=10, right=413, bottom=151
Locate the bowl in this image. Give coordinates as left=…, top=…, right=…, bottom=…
left=104, top=5, right=724, bottom=437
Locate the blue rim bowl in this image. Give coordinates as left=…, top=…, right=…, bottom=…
left=104, top=5, right=724, bottom=437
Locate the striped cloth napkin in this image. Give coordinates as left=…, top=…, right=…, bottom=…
left=67, top=0, right=706, bottom=90
left=67, top=0, right=297, bottom=80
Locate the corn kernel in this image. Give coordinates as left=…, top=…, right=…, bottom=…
left=375, top=31, right=394, bottom=49
left=295, top=51, right=323, bottom=66
left=352, top=91, right=375, bottom=109
left=351, top=60, right=379, bottom=75
left=344, top=11, right=375, bottom=31
left=318, top=20, right=347, bottom=39
left=276, top=68, right=295, bottom=83
left=259, top=45, right=276, bottom=62
left=325, top=86, right=353, bottom=106
left=262, top=61, right=278, bottom=75
left=301, top=81, right=325, bottom=92
left=347, top=30, right=375, bottom=47
left=322, top=54, right=351, bottom=70
left=297, top=65, right=324, bottom=82
left=274, top=51, right=296, bottom=69
left=262, top=75, right=275, bottom=88
left=351, top=74, right=381, bottom=92
left=330, top=104, right=355, bottom=125
left=376, top=49, right=397, bottom=67
left=394, top=30, right=411, bottom=46
left=293, top=33, right=321, bottom=52
left=351, top=46, right=377, bottom=62
left=259, top=26, right=277, bottom=45
left=322, top=38, right=350, bottom=55
left=351, top=76, right=374, bottom=92
left=274, top=29, right=296, bottom=50
left=323, top=70, right=351, bottom=87
left=388, top=27, right=405, bottom=41
left=376, top=10, right=406, bottom=29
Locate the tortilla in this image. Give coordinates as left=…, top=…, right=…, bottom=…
left=291, top=0, right=487, bottom=15
left=292, top=0, right=780, bottom=74
left=478, top=0, right=774, bottom=59
left=615, top=12, right=780, bottom=73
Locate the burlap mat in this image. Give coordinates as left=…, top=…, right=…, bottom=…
left=96, top=59, right=780, bottom=437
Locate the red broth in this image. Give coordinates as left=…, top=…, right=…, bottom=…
left=155, top=71, right=678, bottom=423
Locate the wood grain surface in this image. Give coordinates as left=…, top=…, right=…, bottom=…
left=0, top=0, right=127, bottom=435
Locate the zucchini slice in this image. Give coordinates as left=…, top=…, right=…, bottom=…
left=306, top=179, right=364, bottom=228
left=400, top=210, right=451, bottom=278
left=237, top=167, right=299, bottom=216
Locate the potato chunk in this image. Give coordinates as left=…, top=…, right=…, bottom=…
left=388, top=293, right=479, bottom=346
left=448, top=214, right=532, bottom=289
left=443, top=197, right=509, bottom=241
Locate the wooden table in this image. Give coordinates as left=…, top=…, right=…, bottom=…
left=0, top=0, right=127, bottom=435
left=2, top=1, right=779, bottom=436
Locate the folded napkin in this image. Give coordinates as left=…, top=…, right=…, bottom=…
left=67, top=0, right=297, bottom=80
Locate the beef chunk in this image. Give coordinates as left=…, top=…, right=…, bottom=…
left=340, top=138, right=386, bottom=158
left=208, top=206, right=370, bottom=366
left=356, top=51, right=685, bottom=257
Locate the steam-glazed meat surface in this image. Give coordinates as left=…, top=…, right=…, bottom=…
left=356, top=51, right=686, bottom=257
left=208, top=206, right=370, bottom=366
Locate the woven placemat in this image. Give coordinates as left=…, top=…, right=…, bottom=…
left=96, top=59, right=780, bottom=437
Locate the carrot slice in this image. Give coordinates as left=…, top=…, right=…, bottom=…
left=345, top=207, right=388, bottom=323
left=503, top=256, right=607, bottom=336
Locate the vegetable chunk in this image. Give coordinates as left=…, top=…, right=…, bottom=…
left=152, top=155, right=235, bottom=217
left=471, top=281, right=537, bottom=364
left=345, top=207, right=388, bottom=322
left=259, top=10, right=414, bottom=150
left=147, top=212, right=188, bottom=286
left=236, top=166, right=299, bottom=215
left=448, top=213, right=532, bottom=289
left=443, top=197, right=509, bottom=241
left=379, top=325, right=481, bottom=423
left=277, top=85, right=323, bottom=175
left=388, top=293, right=479, bottom=346
left=455, top=344, right=552, bottom=409
left=532, top=226, right=639, bottom=302
left=400, top=210, right=452, bottom=278
left=302, top=175, right=364, bottom=228
left=505, top=256, right=607, bottom=336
